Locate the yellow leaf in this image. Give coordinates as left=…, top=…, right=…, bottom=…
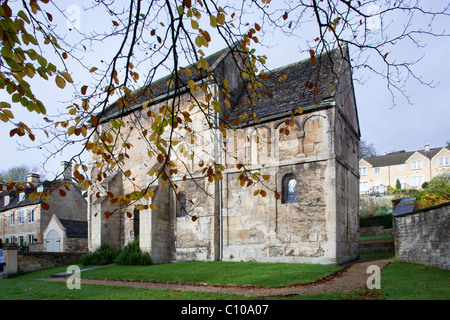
left=150, top=204, right=157, bottom=210
left=2, top=109, right=14, bottom=119
left=191, top=19, right=199, bottom=30
left=61, top=72, right=73, bottom=83
left=68, top=126, right=76, bottom=136
left=89, top=67, right=98, bottom=73
left=262, top=174, right=270, bottom=181
left=55, top=75, right=66, bottom=89
left=124, top=170, right=132, bottom=177
left=81, top=181, right=90, bottom=190
left=210, top=15, right=217, bottom=28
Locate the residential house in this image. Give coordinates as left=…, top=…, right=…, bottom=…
left=88, top=44, right=360, bottom=265
left=0, top=162, right=88, bottom=252
left=359, top=144, right=450, bottom=194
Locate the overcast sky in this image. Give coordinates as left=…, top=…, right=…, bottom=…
left=1, top=2, right=449, bottom=179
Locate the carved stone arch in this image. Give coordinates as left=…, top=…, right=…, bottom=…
left=250, top=125, right=272, bottom=165
left=175, top=143, right=193, bottom=173
left=303, top=114, right=326, bottom=156
left=300, top=114, right=327, bottom=132
left=232, top=129, right=249, bottom=164
left=275, top=118, right=303, bottom=160
left=274, top=117, right=301, bottom=131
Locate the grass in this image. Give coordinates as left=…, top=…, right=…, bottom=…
left=359, top=235, right=394, bottom=241
left=0, top=259, right=448, bottom=300
left=79, top=261, right=342, bottom=287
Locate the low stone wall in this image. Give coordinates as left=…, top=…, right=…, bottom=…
left=359, top=238, right=394, bottom=254
left=394, top=202, right=449, bottom=270
left=360, top=226, right=393, bottom=237
left=18, top=252, right=84, bottom=273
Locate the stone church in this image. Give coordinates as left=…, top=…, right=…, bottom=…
left=87, top=44, right=360, bottom=265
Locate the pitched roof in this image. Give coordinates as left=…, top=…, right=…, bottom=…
left=362, top=146, right=449, bottom=167
left=59, top=219, right=88, bottom=238
left=0, top=180, right=79, bottom=212
left=228, top=46, right=346, bottom=121
left=97, top=47, right=231, bottom=122
left=98, top=45, right=349, bottom=123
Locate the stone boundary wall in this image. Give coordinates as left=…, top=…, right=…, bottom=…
left=360, top=226, right=393, bottom=237
left=18, top=252, right=84, bottom=273
left=393, top=202, right=449, bottom=270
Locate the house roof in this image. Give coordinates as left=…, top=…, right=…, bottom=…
left=227, top=46, right=345, bottom=122
left=0, top=179, right=79, bottom=213
left=97, top=46, right=231, bottom=122
left=362, top=146, right=449, bottom=167
left=98, top=44, right=349, bottom=124
left=59, top=219, right=88, bottom=238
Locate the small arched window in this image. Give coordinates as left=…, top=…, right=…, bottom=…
left=282, top=173, right=298, bottom=204
left=177, top=193, right=187, bottom=217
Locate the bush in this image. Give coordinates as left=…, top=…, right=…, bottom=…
left=80, top=243, right=120, bottom=266
left=114, top=239, right=152, bottom=266
left=360, top=214, right=393, bottom=229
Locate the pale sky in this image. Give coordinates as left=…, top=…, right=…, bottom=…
left=1, top=2, right=449, bottom=179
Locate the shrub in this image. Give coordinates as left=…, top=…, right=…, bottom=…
left=80, top=243, right=120, bottom=266
left=396, top=179, right=402, bottom=190
left=376, top=205, right=391, bottom=216
left=360, top=214, right=393, bottom=229
left=114, top=239, right=152, bottom=266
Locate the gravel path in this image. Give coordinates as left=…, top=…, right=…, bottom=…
left=41, top=259, right=393, bottom=297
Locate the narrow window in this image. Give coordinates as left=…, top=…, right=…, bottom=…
left=177, top=193, right=187, bottom=217
left=282, top=173, right=298, bottom=204
left=10, top=212, right=15, bottom=226
left=28, top=209, right=34, bottom=223
left=18, top=210, right=24, bottom=224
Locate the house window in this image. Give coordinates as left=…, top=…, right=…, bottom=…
left=411, top=160, right=422, bottom=170
left=374, top=168, right=380, bottom=174
left=177, top=193, right=187, bottom=217
left=27, top=234, right=34, bottom=244
left=28, top=209, right=34, bottom=223
left=359, top=167, right=367, bottom=176
left=18, top=210, right=24, bottom=224
left=439, top=157, right=450, bottom=167
left=4, top=195, right=10, bottom=206
left=19, top=193, right=25, bottom=202
left=359, top=181, right=369, bottom=192
left=10, top=212, right=15, bottom=226
left=410, top=176, right=424, bottom=188
left=10, top=236, right=15, bottom=243
left=282, top=173, right=298, bottom=204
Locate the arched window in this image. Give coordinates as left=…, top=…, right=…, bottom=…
left=282, top=173, right=298, bottom=204
left=177, top=193, right=187, bottom=217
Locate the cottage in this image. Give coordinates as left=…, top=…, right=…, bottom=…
left=359, top=144, right=450, bottom=194
left=0, top=162, right=88, bottom=253
left=88, top=45, right=360, bottom=265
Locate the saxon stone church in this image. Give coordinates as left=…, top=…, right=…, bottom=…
left=87, top=44, right=360, bottom=265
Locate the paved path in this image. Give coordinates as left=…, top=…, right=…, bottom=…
left=41, top=259, right=393, bottom=297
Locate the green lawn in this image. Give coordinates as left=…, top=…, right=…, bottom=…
left=359, top=234, right=394, bottom=241
left=79, top=261, right=342, bottom=287
left=0, top=260, right=448, bottom=300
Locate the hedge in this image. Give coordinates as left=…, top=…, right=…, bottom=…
left=360, top=213, right=393, bottom=229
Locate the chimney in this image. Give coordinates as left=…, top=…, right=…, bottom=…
left=424, top=143, right=430, bottom=151
left=61, top=161, right=72, bottom=180
left=27, top=173, right=40, bottom=184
